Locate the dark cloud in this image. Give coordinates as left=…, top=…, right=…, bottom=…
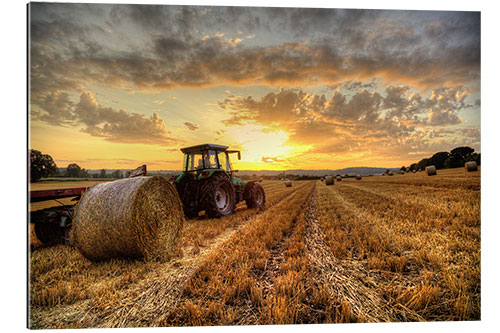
left=184, top=122, right=199, bottom=131
left=74, top=92, right=181, bottom=145
left=31, top=91, right=75, bottom=125
left=29, top=4, right=480, bottom=99
left=32, top=91, right=182, bottom=146
left=461, top=127, right=480, bottom=139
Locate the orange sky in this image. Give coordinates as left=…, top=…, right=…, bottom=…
left=29, top=3, right=480, bottom=171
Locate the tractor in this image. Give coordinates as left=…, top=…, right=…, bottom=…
left=171, top=143, right=265, bottom=218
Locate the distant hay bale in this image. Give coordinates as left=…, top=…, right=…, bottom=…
left=335, top=175, right=342, bottom=181
left=355, top=174, right=362, bottom=180
left=412, top=170, right=416, bottom=173
left=258, top=176, right=264, bottom=182
left=387, top=171, right=394, bottom=176
left=425, top=165, right=437, bottom=176
left=285, top=179, right=292, bottom=187
left=465, top=161, right=478, bottom=172
left=72, top=176, right=184, bottom=262
left=325, top=175, right=334, bottom=186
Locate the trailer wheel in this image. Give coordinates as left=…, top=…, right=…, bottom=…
left=34, top=222, right=65, bottom=246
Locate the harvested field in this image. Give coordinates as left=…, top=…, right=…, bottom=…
left=29, top=170, right=480, bottom=327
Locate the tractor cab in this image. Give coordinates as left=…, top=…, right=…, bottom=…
left=180, top=144, right=240, bottom=179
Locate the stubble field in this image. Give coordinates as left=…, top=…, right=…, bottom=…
left=29, top=168, right=480, bottom=328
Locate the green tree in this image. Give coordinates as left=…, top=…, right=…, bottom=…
left=111, top=170, right=122, bottom=179
left=99, top=169, right=106, bottom=178
left=468, top=152, right=481, bottom=165
left=80, top=169, right=89, bottom=178
left=429, top=152, right=450, bottom=169
left=29, top=149, right=58, bottom=182
left=416, top=158, right=430, bottom=171
left=66, top=163, right=82, bottom=177
left=409, top=163, right=417, bottom=171
left=449, top=146, right=475, bottom=168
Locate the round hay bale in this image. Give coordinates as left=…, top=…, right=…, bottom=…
left=425, top=165, right=437, bottom=176
left=465, top=161, right=478, bottom=172
left=258, top=176, right=264, bottom=182
left=387, top=171, right=394, bottom=176
left=335, top=175, right=342, bottom=181
left=412, top=170, right=416, bottom=173
left=72, top=176, right=184, bottom=262
left=355, top=174, right=362, bottom=180
left=325, top=175, right=334, bottom=186
left=285, top=179, right=292, bottom=187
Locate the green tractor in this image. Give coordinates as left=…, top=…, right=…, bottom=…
left=171, top=144, right=266, bottom=218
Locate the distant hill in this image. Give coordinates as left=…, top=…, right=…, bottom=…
left=67, top=167, right=398, bottom=177
left=234, top=167, right=398, bottom=177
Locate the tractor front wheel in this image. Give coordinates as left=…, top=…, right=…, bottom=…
left=245, top=182, right=266, bottom=209
left=200, top=174, right=236, bottom=218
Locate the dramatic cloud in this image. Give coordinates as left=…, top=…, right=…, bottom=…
left=28, top=3, right=480, bottom=167
left=184, top=122, right=199, bottom=131
left=219, top=85, right=474, bottom=156
left=33, top=91, right=182, bottom=146
left=29, top=4, right=480, bottom=99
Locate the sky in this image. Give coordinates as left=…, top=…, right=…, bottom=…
left=28, top=2, right=481, bottom=171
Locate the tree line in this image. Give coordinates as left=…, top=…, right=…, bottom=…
left=29, top=149, right=124, bottom=182
left=400, top=146, right=480, bottom=172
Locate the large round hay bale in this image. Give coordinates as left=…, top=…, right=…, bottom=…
left=465, top=161, right=478, bottom=172
left=355, top=174, right=362, bottom=180
left=72, top=176, right=184, bottom=262
left=425, top=165, right=437, bottom=176
left=285, top=179, right=292, bottom=187
left=325, top=175, right=334, bottom=186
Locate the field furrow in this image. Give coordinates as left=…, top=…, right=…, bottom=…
left=29, top=180, right=313, bottom=328
left=305, top=188, right=394, bottom=322
left=342, top=182, right=480, bottom=222
left=315, top=180, right=480, bottom=320
left=163, top=181, right=315, bottom=326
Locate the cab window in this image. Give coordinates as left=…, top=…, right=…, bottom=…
left=186, top=152, right=205, bottom=171
left=217, top=152, right=231, bottom=171
left=207, top=150, right=218, bottom=168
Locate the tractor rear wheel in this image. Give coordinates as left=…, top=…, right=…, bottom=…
left=200, top=174, right=236, bottom=218
left=245, top=182, right=266, bottom=208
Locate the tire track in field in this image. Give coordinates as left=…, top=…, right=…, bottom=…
left=256, top=182, right=315, bottom=300
left=232, top=182, right=316, bottom=325
left=305, top=186, right=398, bottom=322
left=71, top=181, right=316, bottom=328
